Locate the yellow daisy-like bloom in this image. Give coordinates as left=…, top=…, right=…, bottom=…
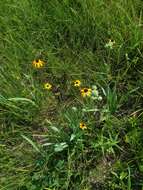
left=74, top=80, right=81, bottom=87
left=80, top=88, right=92, bottom=97
left=79, top=122, right=87, bottom=130
left=32, top=59, right=45, bottom=68
left=44, top=82, right=52, bottom=90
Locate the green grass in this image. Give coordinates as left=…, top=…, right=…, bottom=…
left=0, top=0, right=143, bottom=189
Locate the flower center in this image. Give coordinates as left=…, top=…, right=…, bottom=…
left=84, top=88, right=88, bottom=93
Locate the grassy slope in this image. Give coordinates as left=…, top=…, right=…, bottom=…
left=0, top=0, right=143, bottom=189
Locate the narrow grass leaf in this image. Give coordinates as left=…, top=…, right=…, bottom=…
left=21, top=135, right=40, bottom=153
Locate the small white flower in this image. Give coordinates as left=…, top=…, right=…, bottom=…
left=92, top=89, right=99, bottom=96
left=105, top=39, right=115, bottom=49
left=91, top=96, right=97, bottom=100
left=98, top=96, right=103, bottom=101
left=125, top=53, right=130, bottom=60
left=72, top=107, right=77, bottom=112
left=92, top=86, right=99, bottom=98
left=92, top=85, right=97, bottom=90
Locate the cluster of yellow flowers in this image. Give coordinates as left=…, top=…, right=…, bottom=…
left=32, top=59, right=53, bottom=90
left=32, top=59, right=96, bottom=131
left=73, top=80, right=94, bottom=130
left=73, top=80, right=92, bottom=97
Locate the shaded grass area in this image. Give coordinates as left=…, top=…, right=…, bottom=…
left=0, top=0, right=143, bottom=189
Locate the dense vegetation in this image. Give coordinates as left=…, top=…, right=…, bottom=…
left=0, top=0, right=143, bottom=189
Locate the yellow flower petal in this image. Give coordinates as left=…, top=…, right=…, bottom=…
left=80, top=88, right=92, bottom=97
left=32, top=59, right=45, bottom=68
left=44, top=83, right=52, bottom=90
left=79, top=122, right=87, bottom=130
left=73, top=80, right=81, bottom=87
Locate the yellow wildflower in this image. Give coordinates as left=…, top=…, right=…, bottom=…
left=79, top=122, right=87, bottom=130
left=44, top=82, right=52, bottom=90
left=73, top=80, right=81, bottom=87
left=80, top=88, right=92, bottom=97
left=32, top=59, right=45, bottom=68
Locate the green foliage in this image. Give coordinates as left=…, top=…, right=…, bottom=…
left=0, top=0, right=143, bottom=189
